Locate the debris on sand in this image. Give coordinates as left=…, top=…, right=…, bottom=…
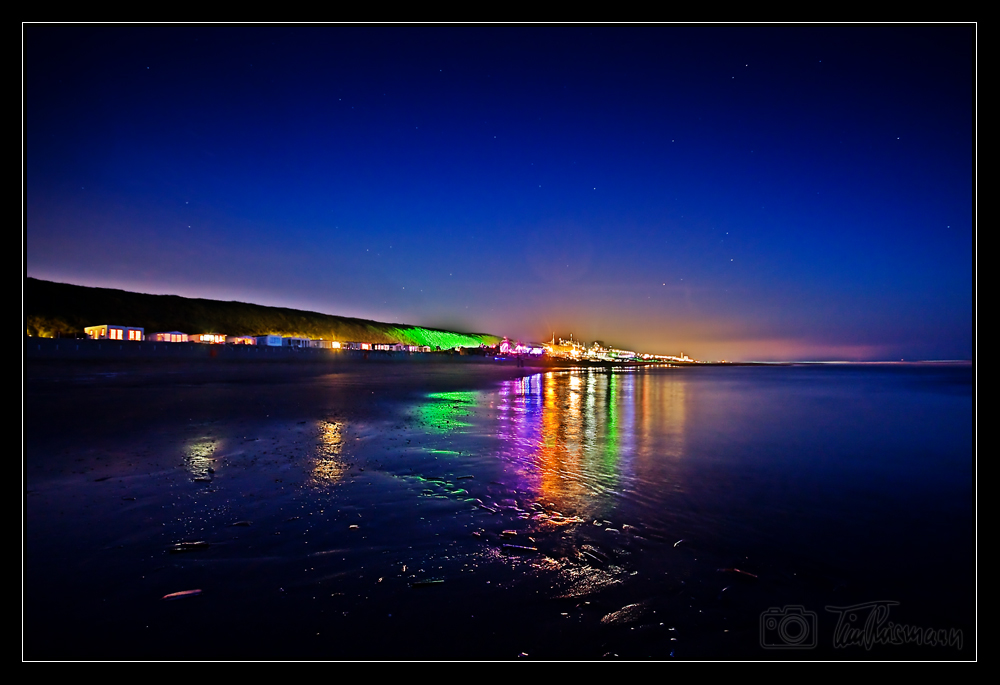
left=162, top=589, right=202, bottom=600
left=410, top=579, right=445, bottom=588
left=580, top=544, right=609, bottom=564
left=600, top=602, right=649, bottom=625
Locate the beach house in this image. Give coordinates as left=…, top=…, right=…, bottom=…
left=149, top=331, right=189, bottom=343
left=84, top=325, right=144, bottom=341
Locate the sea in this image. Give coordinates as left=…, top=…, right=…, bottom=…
left=23, top=360, right=974, bottom=660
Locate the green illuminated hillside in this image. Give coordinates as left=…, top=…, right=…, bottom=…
left=24, top=278, right=501, bottom=349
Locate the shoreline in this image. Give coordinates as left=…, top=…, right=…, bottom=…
left=25, top=338, right=970, bottom=368
left=23, top=337, right=703, bottom=369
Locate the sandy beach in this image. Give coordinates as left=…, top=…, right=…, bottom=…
left=24, top=357, right=973, bottom=660
left=25, top=357, right=588, bottom=659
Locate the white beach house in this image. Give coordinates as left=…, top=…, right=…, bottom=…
left=84, top=325, right=144, bottom=341
left=149, top=331, right=189, bottom=343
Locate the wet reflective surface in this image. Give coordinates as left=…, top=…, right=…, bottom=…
left=24, top=361, right=974, bottom=659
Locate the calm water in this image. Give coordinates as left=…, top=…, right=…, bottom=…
left=24, top=361, right=974, bottom=660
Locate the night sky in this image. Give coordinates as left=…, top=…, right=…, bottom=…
left=24, top=26, right=974, bottom=361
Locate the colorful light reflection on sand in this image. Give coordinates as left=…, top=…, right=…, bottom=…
left=183, top=436, right=219, bottom=479
left=311, top=419, right=348, bottom=485
left=449, top=369, right=690, bottom=522
left=415, top=390, right=478, bottom=433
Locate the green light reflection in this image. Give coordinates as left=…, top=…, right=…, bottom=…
left=415, top=390, right=479, bottom=434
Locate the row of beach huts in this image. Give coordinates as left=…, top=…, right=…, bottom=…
left=82, top=325, right=433, bottom=353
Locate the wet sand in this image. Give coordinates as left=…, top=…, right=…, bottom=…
left=24, top=358, right=974, bottom=660
left=25, top=359, right=552, bottom=659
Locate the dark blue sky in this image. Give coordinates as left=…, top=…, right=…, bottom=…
left=24, top=26, right=974, bottom=360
